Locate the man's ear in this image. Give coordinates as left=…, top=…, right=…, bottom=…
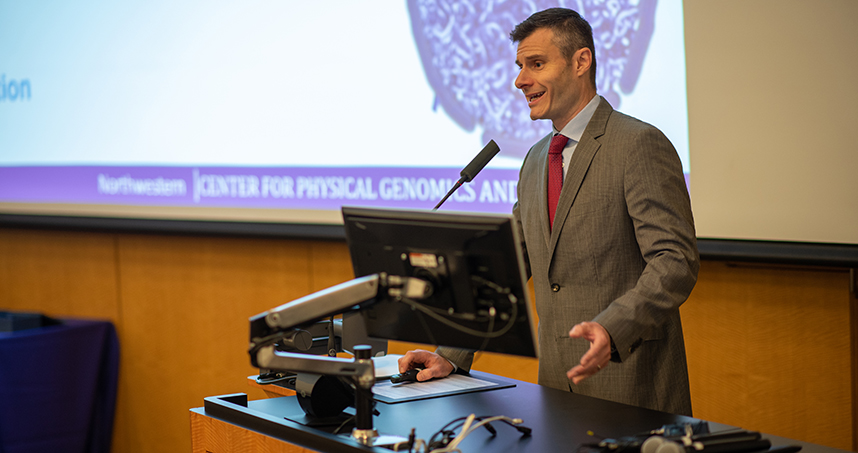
left=574, top=47, right=593, bottom=77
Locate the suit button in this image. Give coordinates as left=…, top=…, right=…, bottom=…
left=551, top=283, right=560, bottom=292
left=629, top=338, right=643, bottom=353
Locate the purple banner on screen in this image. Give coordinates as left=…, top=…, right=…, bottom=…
left=0, top=166, right=522, bottom=214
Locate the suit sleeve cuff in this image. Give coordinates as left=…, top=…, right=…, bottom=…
left=444, top=357, right=458, bottom=373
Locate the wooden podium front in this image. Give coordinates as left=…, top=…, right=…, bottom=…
left=191, top=408, right=318, bottom=453
left=190, top=378, right=305, bottom=453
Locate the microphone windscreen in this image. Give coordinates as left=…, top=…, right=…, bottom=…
left=656, top=441, right=686, bottom=453
left=642, top=436, right=668, bottom=453
left=460, top=140, right=500, bottom=182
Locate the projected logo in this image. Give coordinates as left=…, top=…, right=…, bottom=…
left=407, top=0, right=657, bottom=158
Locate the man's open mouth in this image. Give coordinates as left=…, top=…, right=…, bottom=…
left=528, top=92, right=545, bottom=103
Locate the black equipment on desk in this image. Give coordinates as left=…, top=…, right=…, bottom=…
left=343, top=206, right=538, bottom=357
left=579, top=422, right=801, bottom=453
left=248, top=207, right=538, bottom=448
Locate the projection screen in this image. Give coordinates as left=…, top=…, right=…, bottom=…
left=3, top=0, right=857, bottom=264
left=1, top=1, right=688, bottom=223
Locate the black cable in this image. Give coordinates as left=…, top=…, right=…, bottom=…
left=407, top=427, right=416, bottom=453
left=427, top=414, right=530, bottom=449
left=396, top=279, right=519, bottom=340
left=415, top=307, right=439, bottom=346
left=332, top=415, right=355, bottom=435
left=254, top=372, right=294, bottom=385
left=477, top=307, right=496, bottom=352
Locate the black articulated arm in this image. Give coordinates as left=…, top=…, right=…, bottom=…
left=248, top=273, right=431, bottom=370
left=246, top=272, right=432, bottom=445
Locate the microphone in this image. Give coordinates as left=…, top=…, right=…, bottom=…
left=641, top=431, right=771, bottom=453
left=656, top=439, right=771, bottom=453
left=433, top=140, right=501, bottom=210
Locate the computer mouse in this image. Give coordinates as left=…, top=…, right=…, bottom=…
left=389, top=368, right=422, bottom=384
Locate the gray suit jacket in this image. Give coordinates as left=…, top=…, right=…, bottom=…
left=441, top=97, right=698, bottom=415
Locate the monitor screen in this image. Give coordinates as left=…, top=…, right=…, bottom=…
left=342, top=206, right=537, bottom=358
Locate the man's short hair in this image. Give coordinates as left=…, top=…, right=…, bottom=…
left=509, top=8, right=597, bottom=88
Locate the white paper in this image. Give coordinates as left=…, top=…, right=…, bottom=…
left=373, top=374, right=500, bottom=401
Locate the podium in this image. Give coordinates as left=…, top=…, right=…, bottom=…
left=190, top=372, right=850, bottom=453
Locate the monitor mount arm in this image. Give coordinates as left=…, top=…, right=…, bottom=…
left=248, top=273, right=431, bottom=446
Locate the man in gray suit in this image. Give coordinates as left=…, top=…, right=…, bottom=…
left=399, top=8, right=698, bottom=416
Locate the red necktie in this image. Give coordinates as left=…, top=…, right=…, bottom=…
left=547, top=134, right=569, bottom=230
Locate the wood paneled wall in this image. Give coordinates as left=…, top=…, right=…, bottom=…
left=681, top=262, right=853, bottom=450
left=0, top=228, right=853, bottom=452
left=0, top=228, right=355, bottom=452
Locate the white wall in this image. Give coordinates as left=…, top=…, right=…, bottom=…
left=686, top=0, right=858, bottom=244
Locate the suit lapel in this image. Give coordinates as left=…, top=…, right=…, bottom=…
left=547, top=97, right=612, bottom=263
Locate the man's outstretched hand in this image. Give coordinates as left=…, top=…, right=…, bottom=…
left=566, top=322, right=611, bottom=384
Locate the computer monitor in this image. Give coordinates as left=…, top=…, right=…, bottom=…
left=342, top=207, right=538, bottom=358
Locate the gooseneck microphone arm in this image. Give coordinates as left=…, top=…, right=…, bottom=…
left=433, top=139, right=501, bottom=210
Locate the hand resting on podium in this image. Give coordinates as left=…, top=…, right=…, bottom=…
left=397, top=349, right=454, bottom=382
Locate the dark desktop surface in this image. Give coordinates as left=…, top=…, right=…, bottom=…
left=200, top=372, right=849, bottom=453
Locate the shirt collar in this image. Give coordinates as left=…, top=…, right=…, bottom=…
left=553, top=94, right=600, bottom=142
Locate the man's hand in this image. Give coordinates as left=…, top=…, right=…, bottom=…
left=397, top=349, right=454, bottom=382
left=566, top=322, right=611, bottom=384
